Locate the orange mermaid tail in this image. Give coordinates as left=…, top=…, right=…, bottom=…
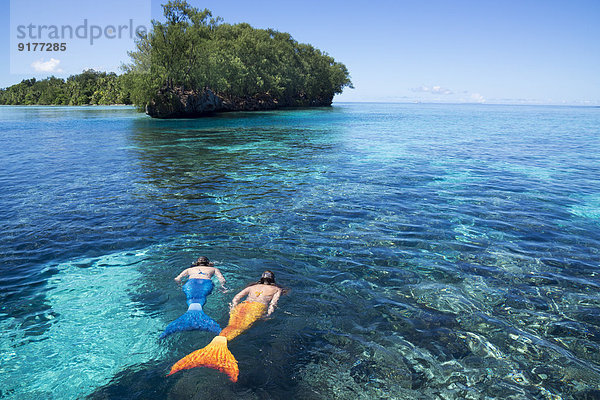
left=220, top=301, right=268, bottom=341
left=168, top=301, right=267, bottom=382
left=168, top=336, right=238, bottom=381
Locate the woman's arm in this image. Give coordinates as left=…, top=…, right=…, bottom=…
left=174, top=268, right=189, bottom=283
left=267, top=289, right=282, bottom=316
left=230, top=287, right=250, bottom=309
left=213, top=267, right=226, bottom=287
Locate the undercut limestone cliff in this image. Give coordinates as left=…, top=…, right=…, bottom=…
left=145, top=87, right=333, bottom=118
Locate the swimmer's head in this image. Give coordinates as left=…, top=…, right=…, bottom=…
left=259, top=270, right=276, bottom=285
left=192, top=256, right=213, bottom=267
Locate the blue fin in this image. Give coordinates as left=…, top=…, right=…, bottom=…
left=160, top=304, right=221, bottom=338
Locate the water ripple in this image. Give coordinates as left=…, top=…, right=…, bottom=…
left=1, top=104, right=599, bottom=399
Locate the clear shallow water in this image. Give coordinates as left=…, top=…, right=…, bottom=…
left=0, top=104, right=599, bottom=399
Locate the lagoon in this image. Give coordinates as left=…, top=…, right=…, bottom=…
left=0, top=103, right=599, bottom=399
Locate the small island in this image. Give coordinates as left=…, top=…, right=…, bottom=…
left=0, top=70, right=133, bottom=107
left=0, top=0, right=353, bottom=118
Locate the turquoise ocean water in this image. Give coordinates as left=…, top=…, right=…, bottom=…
left=0, top=103, right=599, bottom=399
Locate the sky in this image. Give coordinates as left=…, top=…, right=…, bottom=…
left=1, top=0, right=599, bottom=105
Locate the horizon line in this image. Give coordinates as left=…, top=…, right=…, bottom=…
left=333, top=100, right=600, bottom=107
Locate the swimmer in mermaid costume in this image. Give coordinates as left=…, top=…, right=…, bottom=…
left=168, top=270, right=284, bottom=382
left=160, top=256, right=227, bottom=338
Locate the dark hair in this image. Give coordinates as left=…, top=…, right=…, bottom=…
left=259, top=270, right=276, bottom=285
left=245, top=270, right=289, bottom=294
left=192, top=256, right=213, bottom=267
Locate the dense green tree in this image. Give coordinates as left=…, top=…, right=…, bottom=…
left=0, top=70, right=133, bottom=106
left=0, top=1, right=352, bottom=110
left=125, top=0, right=352, bottom=109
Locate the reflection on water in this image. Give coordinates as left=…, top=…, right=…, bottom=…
left=1, top=104, right=599, bottom=399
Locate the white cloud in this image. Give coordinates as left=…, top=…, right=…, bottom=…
left=411, top=85, right=453, bottom=95
left=432, top=86, right=453, bottom=95
left=409, top=85, right=492, bottom=104
left=411, top=85, right=430, bottom=93
left=31, top=58, right=63, bottom=73
left=470, top=93, right=486, bottom=103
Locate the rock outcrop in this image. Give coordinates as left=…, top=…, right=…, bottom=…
left=145, top=87, right=333, bottom=118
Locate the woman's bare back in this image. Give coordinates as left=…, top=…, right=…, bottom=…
left=187, top=266, right=216, bottom=280
left=244, top=284, right=281, bottom=305
left=174, top=266, right=226, bottom=288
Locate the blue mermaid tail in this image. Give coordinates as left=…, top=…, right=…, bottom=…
left=160, top=279, right=222, bottom=338
left=160, top=303, right=221, bottom=338
left=182, top=278, right=214, bottom=306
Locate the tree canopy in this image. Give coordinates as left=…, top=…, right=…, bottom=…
left=0, top=70, right=132, bottom=106
left=125, top=0, right=353, bottom=108
left=0, top=1, right=352, bottom=110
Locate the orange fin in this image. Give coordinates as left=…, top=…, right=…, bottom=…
left=168, top=336, right=239, bottom=382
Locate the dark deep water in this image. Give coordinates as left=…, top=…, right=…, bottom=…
left=1, top=104, right=599, bottom=399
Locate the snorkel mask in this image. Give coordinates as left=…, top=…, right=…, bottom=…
left=259, top=271, right=275, bottom=285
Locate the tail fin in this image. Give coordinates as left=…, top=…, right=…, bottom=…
left=168, top=336, right=239, bottom=382
left=160, top=304, right=221, bottom=339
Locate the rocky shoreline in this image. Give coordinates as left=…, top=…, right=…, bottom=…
left=145, top=87, right=334, bottom=118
